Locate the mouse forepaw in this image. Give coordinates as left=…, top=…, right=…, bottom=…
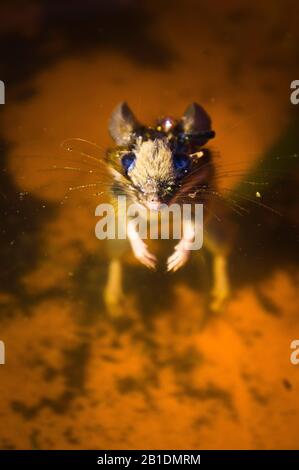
left=167, top=240, right=190, bottom=272
left=131, top=237, right=157, bottom=270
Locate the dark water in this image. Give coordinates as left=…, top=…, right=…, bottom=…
left=0, top=0, right=299, bottom=449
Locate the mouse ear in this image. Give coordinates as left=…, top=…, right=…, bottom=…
left=181, top=103, right=214, bottom=145
left=109, top=102, right=139, bottom=145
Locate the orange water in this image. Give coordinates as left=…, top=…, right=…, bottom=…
left=0, top=0, right=299, bottom=449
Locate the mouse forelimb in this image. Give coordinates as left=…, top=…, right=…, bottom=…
left=127, top=219, right=157, bottom=270
left=167, top=218, right=196, bottom=272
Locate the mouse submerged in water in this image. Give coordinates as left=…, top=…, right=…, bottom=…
left=103, top=102, right=234, bottom=314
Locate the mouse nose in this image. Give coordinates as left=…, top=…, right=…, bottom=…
left=143, top=179, right=163, bottom=209
left=146, top=193, right=161, bottom=211
left=148, top=193, right=159, bottom=202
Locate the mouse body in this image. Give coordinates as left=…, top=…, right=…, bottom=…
left=103, top=102, right=233, bottom=314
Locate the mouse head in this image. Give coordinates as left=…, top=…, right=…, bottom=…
left=107, top=101, right=215, bottom=210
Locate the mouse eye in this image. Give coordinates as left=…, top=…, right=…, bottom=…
left=173, top=153, right=190, bottom=172
left=121, top=152, right=136, bottom=173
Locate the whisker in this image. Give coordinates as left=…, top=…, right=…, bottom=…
left=61, top=138, right=106, bottom=167
left=240, top=181, right=270, bottom=186
left=221, top=187, right=282, bottom=216
left=63, top=147, right=105, bottom=166
left=200, top=189, right=248, bottom=216
left=61, top=137, right=105, bottom=152
left=67, top=183, right=103, bottom=192
left=176, top=186, right=250, bottom=217
left=39, top=165, right=98, bottom=174
left=13, top=152, right=109, bottom=177
left=174, top=189, right=244, bottom=217
left=39, top=165, right=110, bottom=181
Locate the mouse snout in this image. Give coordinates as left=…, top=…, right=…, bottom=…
left=146, top=193, right=161, bottom=211
left=142, top=180, right=162, bottom=211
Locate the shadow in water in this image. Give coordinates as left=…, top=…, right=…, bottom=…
left=230, top=111, right=299, bottom=297
left=0, top=137, right=57, bottom=314
left=1, top=0, right=176, bottom=101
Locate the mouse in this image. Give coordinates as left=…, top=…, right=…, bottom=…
left=103, top=102, right=234, bottom=315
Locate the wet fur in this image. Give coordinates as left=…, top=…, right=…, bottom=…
left=104, top=102, right=232, bottom=314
